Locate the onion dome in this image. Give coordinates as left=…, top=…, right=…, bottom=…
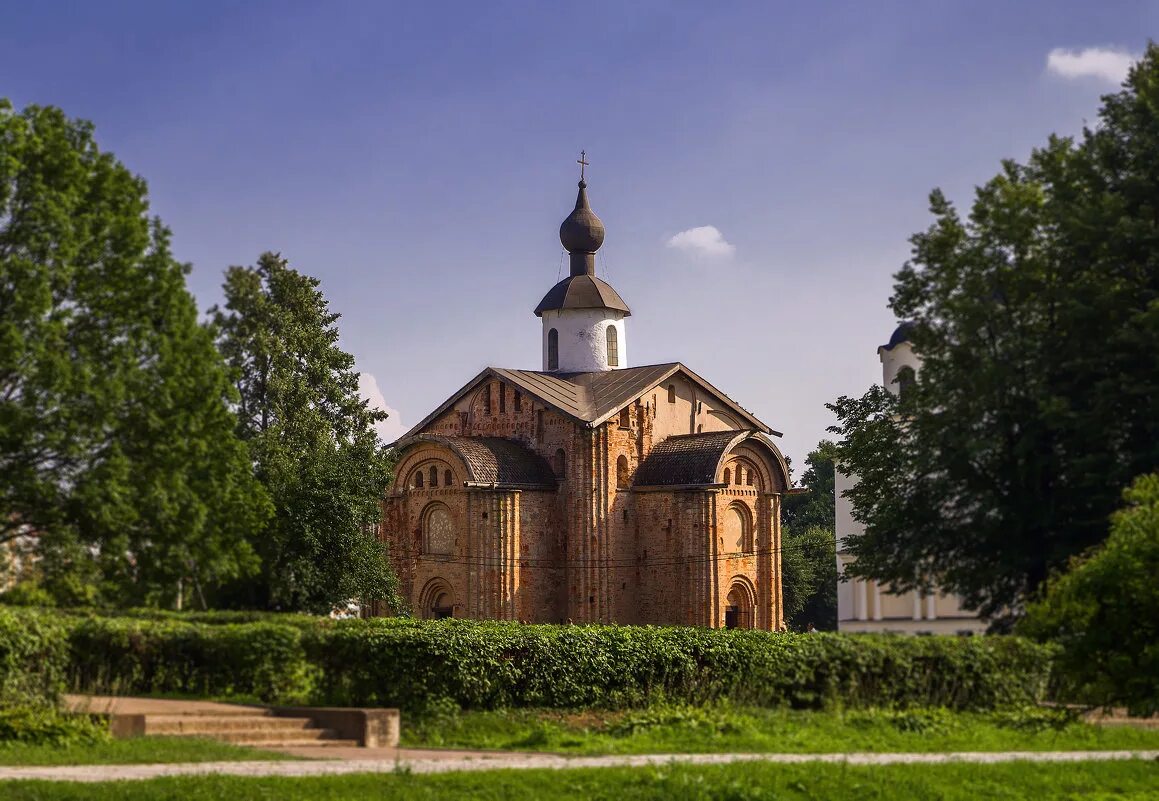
left=881, top=321, right=916, bottom=351
left=559, top=180, right=605, bottom=256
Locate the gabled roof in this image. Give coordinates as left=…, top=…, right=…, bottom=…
left=393, top=362, right=779, bottom=444
left=393, top=434, right=557, bottom=489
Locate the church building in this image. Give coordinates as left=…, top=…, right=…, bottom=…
left=376, top=168, right=791, bottom=629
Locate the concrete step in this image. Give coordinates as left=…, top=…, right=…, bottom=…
left=238, top=738, right=362, bottom=748
left=204, top=728, right=344, bottom=745
left=144, top=715, right=314, bottom=735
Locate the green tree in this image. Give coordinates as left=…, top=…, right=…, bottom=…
left=0, top=100, right=268, bottom=606
left=213, top=252, right=398, bottom=612
left=781, top=441, right=838, bottom=630
left=829, top=47, right=1159, bottom=622
left=1019, top=473, right=1159, bottom=716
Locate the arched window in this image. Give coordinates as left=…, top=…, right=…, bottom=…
left=746, top=469, right=754, bottom=486
left=667, top=384, right=676, bottom=404
left=423, top=503, right=454, bottom=556
left=482, top=385, right=491, bottom=414
left=514, top=390, right=522, bottom=412
left=618, top=407, right=630, bottom=428
left=429, top=466, right=438, bottom=488
left=697, top=424, right=703, bottom=433
left=723, top=468, right=731, bottom=484
left=616, top=455, right=630, bottom=489
left=499, top=384, right=506, bottom=413
left=444, top=469, right=453, bottom=487
left=414, top=471, right=424, bottom=489
left=547, top=328, right=559, bottom=370
left=726, top=502, right=753, bottom=554
left=736, top=466, right=743, bottom=485
left=896, top=366, right=916, bottom=399
left=606, top=326, right=619, bottom=367
left=554, top=448, right=566, bottom=480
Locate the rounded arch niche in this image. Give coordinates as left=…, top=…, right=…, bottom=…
left=725, top=577, right=756, bottom=629
left=419, top=577, right=456, bottom=620
left=422, top=502, right=455, bottom=556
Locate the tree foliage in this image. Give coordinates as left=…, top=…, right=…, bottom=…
left=213, top=253, right=398, bottom=613
left=1019, top=473, right=1159, bottom=716
left=829, top=47, right=1159, bottom=621
left=781, top=441, right=838, bottom=630
left=0, top=100, right=268, bottom=606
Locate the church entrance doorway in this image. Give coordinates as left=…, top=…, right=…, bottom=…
left=431, top=592, right=454, bottom=619
left=725, top=581, right=755, bottom=629
left=420, top=578, right=456, bottom=620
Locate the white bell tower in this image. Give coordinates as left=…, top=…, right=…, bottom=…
left=533, top=154, right=631, bottom=373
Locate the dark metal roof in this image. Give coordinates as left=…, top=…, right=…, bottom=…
left=633, top=431, right=745, bottom=487
left=534, top=274, right=631, bottom=316
left=393, top=362, right=778, bottom=444
left=559, top=181, right=605, bottom=257
left=881, top=320, right=915, bottom=352
left=394, top=434, right=557, bottom=489
left=633, top=430, right=792, bottom=490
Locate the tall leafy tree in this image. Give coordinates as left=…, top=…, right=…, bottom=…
left=213, top=252, right=398, bottom=612
left=781, top=441, right=838, bottom=630
left=829, top=47, right=1159, bottom=622
left=0, top=100, right=269, bottom=605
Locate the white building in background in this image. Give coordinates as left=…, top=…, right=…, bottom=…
left=835, top=323, right=987, bottom=635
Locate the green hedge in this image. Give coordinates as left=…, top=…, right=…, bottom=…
left=0, top=608, right=68, bottom=705
left=30, top=611, right=1056, bottom=712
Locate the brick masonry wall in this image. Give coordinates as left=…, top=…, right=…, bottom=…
left=380, top=377, right=785, bottom=628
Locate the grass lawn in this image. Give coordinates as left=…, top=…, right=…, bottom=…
left=4, top=760, right=1158, bottom=800
left=402, top=705, right=1159, bottom=755
left=0, top=737, right=293, bottom=766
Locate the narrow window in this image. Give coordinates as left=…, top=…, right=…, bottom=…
left=514, top=390, right=522, bottom=412
left=482, top=385, right=491, bottom=414
left=429, top=466, right=438, bottom=488
left=746, top=469, right=755, bottom=487
left=444, top=469, right=453, bottom=487
left=606, top=326, right=619, bottom=367
left=724, top=468, right=731, bottom=484
left=616, top=455, right=630, bottom=489
left=897, top=366, right=917, bottom=399
left=618, top=407, right=630, bottom=428
left=547, top=328, right=559, bottom=370
left=697, top=424, right=703, bottom=433
left=415, top=471, right=424, bottom=489
left=667, top=385, right=676, bottom=404
left=554, top=448, right=566, bottom=479
left=499, top=384, right=506, bottom=413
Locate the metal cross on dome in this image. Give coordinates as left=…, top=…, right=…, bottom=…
left=577, top=150, right=589, bottom=181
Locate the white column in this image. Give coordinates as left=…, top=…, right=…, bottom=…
left=913, top=592, right=922, bottom=620
left=856, top=579, right=868, bottom=621
left=872, top=582, right=882, bottom=621
left=925, top=594, right=937, bottom=620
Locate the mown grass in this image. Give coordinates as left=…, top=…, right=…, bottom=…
left=0, top=737, right=293, bottom=766
left=4, top=760, right=1159, bottom=800
left=402, top=704, right=1159, bottom=755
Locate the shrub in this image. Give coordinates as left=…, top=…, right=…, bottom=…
left=1019, top=473, right=1159, bottom=716
left=66, top=617, right=316, bottom=703
left=0, top=607, right=68, bottom=705
left=303, top=619, right=1053, bottom=713
left=0, top=706, right=109, bottom=745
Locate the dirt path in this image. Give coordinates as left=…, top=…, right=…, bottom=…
left=2, top=750, right=1157, bottom=783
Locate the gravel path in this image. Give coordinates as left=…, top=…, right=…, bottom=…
left=2, top=750, right=1157, bottom=783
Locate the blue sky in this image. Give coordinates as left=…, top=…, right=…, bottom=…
left=2, top=2, right=1151, bottom=468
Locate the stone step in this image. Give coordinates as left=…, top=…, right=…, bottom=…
left=202, top=728, right=344, bottom=745
left=144, top=715, right=314, bottom=735
left=239, top=738, right=362, bottom=748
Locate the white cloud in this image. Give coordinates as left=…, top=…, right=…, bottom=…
left=665, top=225, right=736, bottom=259
left=358, top=372, right=405, bottom=444
left=1046, top=46, right=1138, bottom=85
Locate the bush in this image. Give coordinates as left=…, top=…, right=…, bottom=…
left=0, top=609, right=1056, bottom=714
left=1019, top=473, right=1159, bottom=716
left=67, top=617, right=316, bottom=703
left=0, top=607, right=68, bottom=705
left=0, top=706, right=109, bottom=745
left=303, top=619, right=1052, bottom=713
